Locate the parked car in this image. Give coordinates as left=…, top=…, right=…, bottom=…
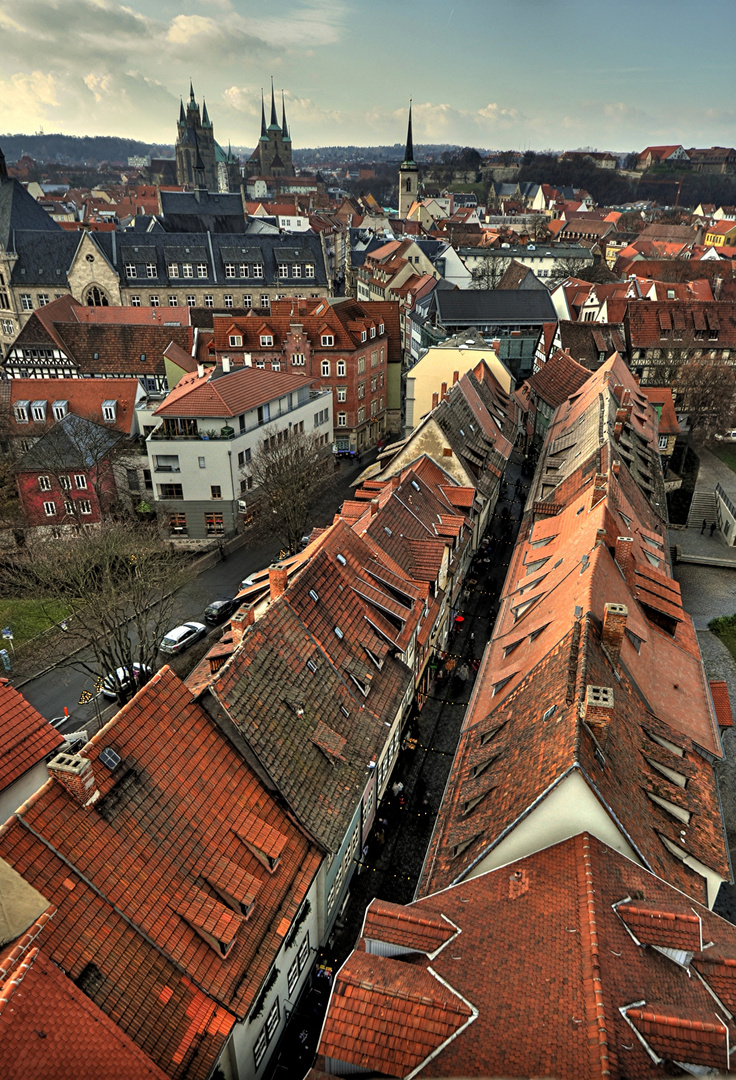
left=204, top=599, right=238, bottom=625
left=159, top=621, right=207, bottom=655
left=240, top=573, right=258, bottom=590
left=715, top=430, right=736, bottom=441
left=100, top=663, right=153, bottom=699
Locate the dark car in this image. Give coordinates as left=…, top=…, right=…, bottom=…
left=204, top=599, right=238, bottom=625
left=159, top=621, right=207, bottom=655
left=100, top=663, right=153, bottom=700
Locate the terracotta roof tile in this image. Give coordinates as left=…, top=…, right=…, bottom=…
left=710, top=680, right=734, bottom=727
left=0, top=680, right=64, bottom=792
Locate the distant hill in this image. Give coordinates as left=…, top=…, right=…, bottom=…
left=0, top=134, right=174, bottom=165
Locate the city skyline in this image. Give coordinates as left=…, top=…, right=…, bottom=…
left=0, top=0, right=734, bottom=152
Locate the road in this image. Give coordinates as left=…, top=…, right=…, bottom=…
left=18, top=452, right=373, bottom=732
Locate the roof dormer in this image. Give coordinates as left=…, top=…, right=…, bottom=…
left=234, top=813, right=287, bottom=873
left=173, top=887, right=243, bottom=958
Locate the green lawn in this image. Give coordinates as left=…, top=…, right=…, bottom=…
left=710, top=443, right=736, bottom=474
left=0, top=598, right=72, bottom=648
left=709, top=613, right=736, bottom=663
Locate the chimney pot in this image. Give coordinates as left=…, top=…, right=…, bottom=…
left=432, top=392, right=439, bottom=408
left=268, top=564, right=289, bottom=602
left=48, top=753, right=100, bottom=807
left=602, top=602, right=628, bottom=665
left=222, top=357, right=231, bottom=374
left=584, top=685, right=614, bottom=731
left=441, top=381, right=448, bottom=399
left=231, top=606, right=255, bottom=648
left=614, top=421, right=623, bottom=441
left=612, top=460, right=621, bottom=476
left=452, top=370, right=459, bottom=385
left=370, top=497, right=379, bottom=515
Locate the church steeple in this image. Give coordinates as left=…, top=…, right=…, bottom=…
left=202, top=98, right=211, bottom=127
left=260, top=89, right=269, bottom=141
left=188, top=80, right=196, bottom=109
left=179, top=99, right=186, bottom=126
left=281, top=91, right=290, bottom=142
left=269, top=76, right=280, bottom=130
left=403, top=100, right=414, bottom=165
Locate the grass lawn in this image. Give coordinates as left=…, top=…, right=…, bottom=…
left=709, top=613, right=736, bottom=663
left=0, top=598, right=72, bottom=648
left=710, top=443, right=736, bottom=474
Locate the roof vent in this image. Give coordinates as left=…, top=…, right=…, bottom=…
left=584, top=685, right=614, bottom=731
left=336, top=553, right=347, bottom=566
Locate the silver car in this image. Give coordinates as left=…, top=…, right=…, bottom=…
left=159, top=621, right=207, bottom=655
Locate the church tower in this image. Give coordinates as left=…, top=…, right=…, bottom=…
left=398, top=102, right=419, bottom=219
left=175, top=82, right=218, bottom=191
left=244, top=81, right=295, bottom=179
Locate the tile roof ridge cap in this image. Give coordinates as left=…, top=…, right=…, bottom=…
left=619, top=902, right=700, bottom=923
left=86, top=665, right=181, bottom=748
left=575, top=833, right=614, bottom=1076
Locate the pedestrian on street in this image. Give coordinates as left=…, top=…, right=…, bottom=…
left=392, top=780, right=404, bottom=798
left=702, top=519, right=707, bottom=534
left=710, top=521, right=717, bottom=537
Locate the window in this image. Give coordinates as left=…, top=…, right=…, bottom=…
left=159, top=484, right=183, bottom=499
left=260, top=334, right=273, bottom=346
left=260, top=294, right=270, bottom=309
left=379, top=322, right=384, bottom=334
left=337, top=359, right=346, bottom=376
left=182, top=263, right=193, bottom=278
left=197, top=263, right=207, bottom=278
left=357, top=406, right=365, bottom=423
left=337, top=386, right=347, bottom=402
left=278, top=263, right=289, bottom=279
left=305, top=263, right=315, bottom=278
left=337, top=412, right=347, bottom=426
left=287, top=957, right=299, bottom=994
left=243, top=294, right=252, bottom=308
left=79, top=499, right=92, bottom=515
left=271, top=360, right=281, bottom=371
left=168, top=263, right=179, bottom=277
left=371, top=350, right=378, bottom=367
left=149, top=295, right=159, bottom=306
left=253, top=263, right=264, bottom=279
left=14, top=401, right=28, bottom=423
left=224, top=295, right=233, bottom=308
left=102, top=400, right=117, bottom=422
left=370, top=326, right=376, bottom=338
left=253, top=1030, right=268, bottom=1069
left=126, top=469, right=139, bottom=491
left=205, top=512, right=224, bottom=535
left=658, top=435, right=668, bottom=450
left=168, top=513, right=187, bottom=535
left=371, top=376, right=377, bottom=392
left=168, top=295, right=178, bottom=306
left=59, top=475, right=72, bottom=491
left=130, top=295, right=141, bottom=306
left=146, top=263, right=156, bottom=278
left=321, top=334, right=334, bottom=347
left=38, top=476, right=51, bottom=491
left=124, top=263, right=136, bottom=278
left=357, top=357, right=365, bottom=374
left=37, top=293, right=49, bottom=306
left=371, top=399, right=377, bottom=416
left=361, top=330, right=367, bottom=343
left=210, top=485, right=222, bottom=500
left=43, top=501, right=56, bottom=517
left=357, top=382, right=365, bottom=399
left=186, top=295, right=196, bottom=307
left=229, top=334, right=243, bottom=347
left=204, top=294, right=213, bottom=308
left=225, top=263, right=236, bottom=278
left=31, top=401, right=47, bottom=422
left=1, top=319, right=13, bottom=334
left=292, top=264, right=301, bottom=278
left=321, top=360, right=331, bottom=376
left=21, top=294, right=33, bottom=310
left=292, top=352, right=305, bottom=365
left=63, top=499, right=74, bottom=516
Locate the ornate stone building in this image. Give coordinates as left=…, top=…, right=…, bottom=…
left=175, top=83, right=240, bottom=193
left=243, top=81, right=295, bottom=179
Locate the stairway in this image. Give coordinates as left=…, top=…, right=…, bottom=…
left=687, top=489, right=717, bottom=528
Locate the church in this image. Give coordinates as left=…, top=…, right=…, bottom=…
left=243, top=80, right=295, bottom=179
left=174, top=82, right=240, bottom=193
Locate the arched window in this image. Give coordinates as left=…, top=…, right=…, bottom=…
left=405, top=177, right=412, bottom=192
left=85, top=286, right=108, bottom=307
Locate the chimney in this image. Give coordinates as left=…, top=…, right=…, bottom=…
left=452, top=370, right=460, bottom=385
left=596, top=528, right=608, bottom=546
left=268, top=564, right=288, bottom=602
left=614, top=536, right=635, bottom=588
left=197, top=363, right=205, bottom=378
left=441, top=381, right=448, bottom=400
left=584, top=686, right=614, bottom=732
left=47, top=753, right=100, bottom=807
left=615, top=408, right=628, bottom=425
left=243, top=353, right=252, bottom=367
left=370, top=497, right=379, bottom=516
left=611, top=460, right=621, bottom=477
left=222, top=357, right=231, bottom=374
left=432, top=392, right=439, bottom=408
left=391, top=475, right=400, bottom=491
left=613, top=421, right=623, bottom=441
left=602, top=603, right=628, bottom=665
left=591, top=472, right=607, bottom=509
left=231, top=606, right=255, bottom=648
left=613, top=383, right=624, bottom=402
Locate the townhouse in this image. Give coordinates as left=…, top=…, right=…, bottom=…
left=625, top=299, right=736, bottom=386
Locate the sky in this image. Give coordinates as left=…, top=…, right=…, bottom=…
left=1, top=0, right=735, bottom=152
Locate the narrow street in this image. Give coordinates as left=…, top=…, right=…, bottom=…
left=265, top=452, right=529, bottom=1080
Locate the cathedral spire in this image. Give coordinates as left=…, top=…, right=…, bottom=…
left=202, top=98, right=211, bottom=127
left=281, top=90, right=290, bottom=142
left=189, top=80, right=196, bottom=108
left=269, top=76, right=280, bottom=130
left=260, top=89, right=268, bottom=140
left=403, top=99, right=414, bottom=165
left=179, top=98, right=186, bottom=126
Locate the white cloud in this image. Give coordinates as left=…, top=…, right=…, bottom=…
left=166, top=14, right=219, bottom=45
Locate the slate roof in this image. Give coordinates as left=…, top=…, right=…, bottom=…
left=15, top=413, right=123, bottom=472
left=526, top=349, right=591, bottom=408
left=0, top=680, right=63, bottom=792
left=435, top=288, right=556, bottom=327
left=6, top=229, right=80, bottom=286
left=319, top=833, right=736, bottom=1079
left=0, top=667, right=320, bottom=1080
left=0, top=176, right=63, bottom=250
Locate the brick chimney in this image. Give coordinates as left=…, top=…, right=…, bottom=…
left=584, top=686, right=614, bottom=732
left=614, top=536, right=635, bottom=588
left=441, top=381, right=448, bottom=400
left=613, top=421, right=623, bottom=442
left=613, top=383, right=624, bottom=402
left=452, top=370, right=460, bottom=385
left=611, top=460, right=621, bottom=477
left=432, top=392, right=439, bottom=408
left=615, top=407, right=628, bottom=425
left=268, top=564, right=288, bottom=602
left=602, top=603, right=628, bottom=664
left=231, top=606, right=255, bottom=648
left=47, top=753, right=100, bottom=807
left=591, top=473, right=607, bottom=509
left=370, top=497, right=379, bottom=515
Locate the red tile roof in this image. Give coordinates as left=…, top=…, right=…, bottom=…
left=0, top=680, right=63, bottom=792
left=710, top=680, right=734, bottom=727
left=526, top=350, right=591, bottom=408
left=362, top=900, right=457, bottom=955
left=0, top=667, right=320, bottom=1080
left=8, top=378, right=141, bottom=435
left=153, top=364, right=316, bottom=418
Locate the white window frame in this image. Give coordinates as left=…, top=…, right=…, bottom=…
left=130, top=295, right=141, bottom=306
left=224, top=295, right=233, bottom=308
left=168, top=263, right=179, bottom=278
left=253, top=263, right=264, bottom=279
left=38, top=475, right=51, bottom=491
left=321, top=334, right=334, bottom=347
left=182, top=263, right=193, bottom=278
left=43, top=501, right=56, bottom=517
left=146, top=263, right=156, bottom=278
left=197, top=263, right=207, bottom=278
left=321, top=360, right=331, bottom=376
left=260, top=334, right=274, bottom=347
left=74, top=474, right=87, bottom=489
left=337, top=412, right=347, bottom=427
left=225, top=263, right=236, bottom=279
left=243, top=294, right=252, bottom=308
left=21, top=294, right=33, bottom=311
left=337, top=386, right=347, bottom=402
left=79, top=499, right=92, bottom=515
left=229, top=334, right=243, bottom=347
left=124, top=263, right=136, bottom=278
left=305, top=264, right=315, bottom=278
left=278, top=263, right=289, bottom=279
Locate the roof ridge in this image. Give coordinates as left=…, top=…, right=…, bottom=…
left=575, top=833, right=613, bottom=1078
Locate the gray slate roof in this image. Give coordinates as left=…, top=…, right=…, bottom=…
left=435, top=288, right=556, bottom=327
left=0, top=176, right=62, bottom=250
left=16, top=413, right=122, bottom=471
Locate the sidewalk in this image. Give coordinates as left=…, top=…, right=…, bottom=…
left=264, top=452, right=529, bottom=1080
left=673, top=525, right=736, bottom=569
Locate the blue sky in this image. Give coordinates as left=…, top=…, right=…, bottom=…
left=0, top=0, right=734, bottom=151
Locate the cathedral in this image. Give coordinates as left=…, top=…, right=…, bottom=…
left=243, top=80, right=295, bottom=179
left=175, top=83, right=240, bottom=193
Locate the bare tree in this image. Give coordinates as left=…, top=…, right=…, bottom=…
left=0, top=521, right=186, bottom=702
left=470, top=257, right=507, bottom=290
left=674, top=357, right=736, bottom=442
left=246, top=425, right=329, bottom=555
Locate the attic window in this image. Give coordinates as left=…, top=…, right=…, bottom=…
left=334, top=626, right=344, bottom=640
left=260, top=334, right=273, bottom=347
left=503, top=638, right=523, bottom=658
left=31, top=400, right=47, bottom=422
left=102, top=400, right=117, bottom=422
left=530, top=536, right=554, bottom=548
left=336, top=553, right=347, bottom=566
left=365, top=647, right=383, bottom=670
left=528, top=623, right=549, bottom=641
left=462, top=793, right=487, bottom=816
left=451, top=836, right=479, bottom=859
left=525, top=557, right=548, bottom=575
left=229, top=335, right=243, bottom=347
left=620, top=512, right=632, bottom=529
left=625, top=628, right=644, bottom=653
left=52, top=400, right=68, bottom=421
left=493, top=675, right=514, bottom=696
left=321, top=334, right=334, bottom=347
left=647, top=792, right=691, bottom=825
left=646, top=756, right=688, bottom=789
left=552, top=558, right=563, bottom=569
left=542, top=705, right=557, bottom=721
left=13, top=401, right=29, bottom=423
left=411, top=481, right=420, bottom=491
left=309, top=589, right=319, bottom=602
left=643, top=550, right=660, bottom=567
left=350, top=674, right=370, bottom=697
left=647, top=730, right=685, bottom=757
left=306, top=659, right=317, bottom=673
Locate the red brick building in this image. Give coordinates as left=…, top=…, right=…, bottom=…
left=200, top=297, right=401, bottom=451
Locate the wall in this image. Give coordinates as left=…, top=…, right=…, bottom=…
left=0, top=761, right=51, bottom=824
left=405, top=345, right=510, bottom=431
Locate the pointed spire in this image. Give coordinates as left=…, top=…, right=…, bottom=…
left=189, top=79, right=195, bottom=106
left=179, top=98, right=186, bottom=125
left=269, top=76, right=280, bottom=130
left=404, top=100, right=414, bottom=165
left=202, top=98, right=211, bottom=127
left=260, top=89, right=268, bottom=140
left=281, top=90, right=290, bottom=142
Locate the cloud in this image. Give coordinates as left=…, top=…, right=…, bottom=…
left=0, top=71, right=60, bottom=130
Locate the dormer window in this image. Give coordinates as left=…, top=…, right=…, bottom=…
left=168, top=263, right=179, bottom=277
left=278, top=263, right=289, bottom=279
left=260, top=334, right=273, bottom=347
left=102, top=400, right=117, bottom=423
left=305, top=263, right=315, bottom=278
left=31, top=400, right=47, bottom=422
left=229, top=334, right=243, bottom=347
left=14, top=400, right=29, bottom=423
left=321, top=334, right=334, bottom=347
left=124, top=263, right=137, bottom=278
left=53, top=400, right=69, bottom=421
left=379, top=322, right=384, bottom=334
left=360, top=331, right=367, bottom=342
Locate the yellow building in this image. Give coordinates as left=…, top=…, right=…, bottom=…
left=704, top=220, right=736, bottom=247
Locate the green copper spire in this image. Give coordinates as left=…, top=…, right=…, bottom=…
left=269, top=76, right=280, bottom=130
left=281, top=90, right=290, bottom=142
